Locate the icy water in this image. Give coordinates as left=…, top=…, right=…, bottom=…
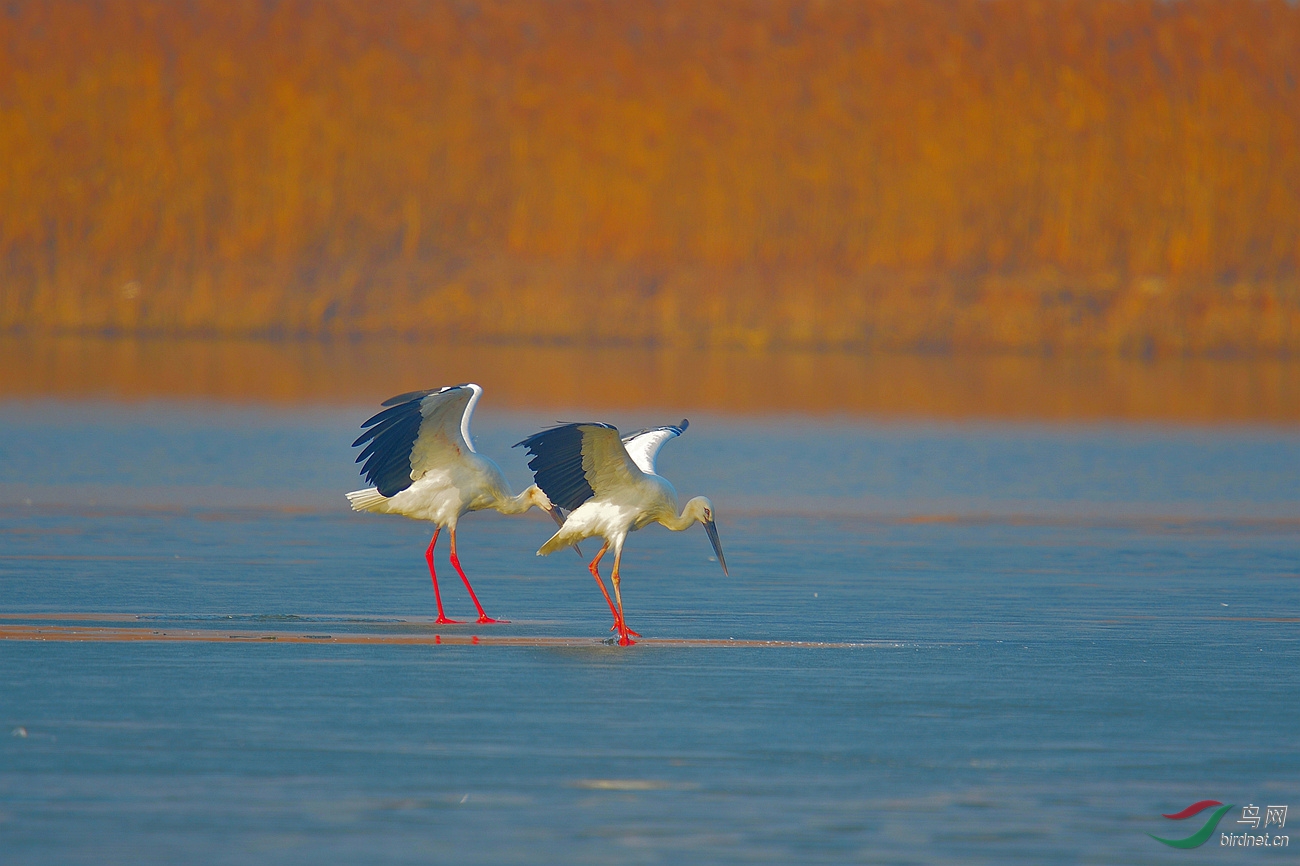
left=1, top=401, right=1298, bottom=864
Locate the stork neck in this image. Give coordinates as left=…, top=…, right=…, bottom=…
left=660, top=505, right=697, bottom=532
left=494, top=488, right=536, bottom=516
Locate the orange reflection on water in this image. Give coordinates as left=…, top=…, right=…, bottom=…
left=1, top=335, right=1297, bottom=423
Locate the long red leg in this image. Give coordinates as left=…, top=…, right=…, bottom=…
left=449, top=528, right=506, bottom=624
left=607, top=601, right=642, bottom=638
left=425, top=528, right=462, bottom=624
left=588, top=543, right=639, bottom=642
left=587, top=542, right=620, bottom=629
left=593, top=543, right=640, bottom=639
left=610, top=547, right=637, bottom=645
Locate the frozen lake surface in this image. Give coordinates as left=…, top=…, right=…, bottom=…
left=1, top=401, right=1297, bottom=864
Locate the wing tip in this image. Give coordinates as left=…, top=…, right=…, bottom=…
left=621, top=419, right=688, bottom=443
left=378, top=383, right=481, bottom=408
left=379, top=388, right=435, bottom=407
left=514, top=421, right=613, bottom=450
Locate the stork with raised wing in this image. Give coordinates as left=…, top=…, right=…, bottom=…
left=346, top=384, right=566, bottom=624
left=514, top=419, right=728, bottom=645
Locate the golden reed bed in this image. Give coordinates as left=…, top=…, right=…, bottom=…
left=1, top=1, right=1298, bottom=354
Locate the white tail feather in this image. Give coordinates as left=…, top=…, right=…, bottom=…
left=538, top=527, right=582, bottom=557
left=345, top=487, right=389, bottom=512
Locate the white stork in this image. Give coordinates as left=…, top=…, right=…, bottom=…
left=346, top=384, right=565, bottom=624
left=514, top=419, right=727, bottom=645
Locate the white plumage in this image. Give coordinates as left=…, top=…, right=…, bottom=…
left=515, top=419, right=727, bottom=645
left=347, top=383, right=563, bottom=624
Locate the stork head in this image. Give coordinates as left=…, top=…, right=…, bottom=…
left=523, top=484, right=561, bottom=521
left=523, top=483, right=571, bottom=536
left=684, top=496, right=728, bottom=576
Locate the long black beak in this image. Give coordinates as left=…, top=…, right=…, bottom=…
left=704, top=518, right=728, bottom=576
left=547, top=505, right=584, bottom=558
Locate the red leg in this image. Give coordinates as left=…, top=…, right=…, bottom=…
left=449, top=528, right=506, bottom=624
left=425, top=528, right=462, bottom=624
left=608, top=606, right=642, bottom=639
left=610, top=547, right=638, bottom=645
left=587, top=542, right=621, bottom=630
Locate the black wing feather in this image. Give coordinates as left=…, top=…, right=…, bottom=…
left=352, top=414, right=406, bottom=449
left=514, top=423, right=614, bottom=512
left=351, top=390, right=438, bottom=448
left=381, top=388, right=437, bottom=407
left=353, top=392, right=429, bottom=496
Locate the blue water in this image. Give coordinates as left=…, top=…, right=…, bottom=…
left=1, top=401, right=1298, bottom=864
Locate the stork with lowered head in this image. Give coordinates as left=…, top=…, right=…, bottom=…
left=515, top=419, right=728, bottom=645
